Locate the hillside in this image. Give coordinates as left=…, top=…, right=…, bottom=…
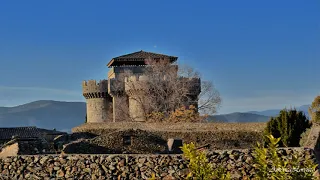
left=247, top=105, right=310, bottom=117
left=209, top=112, right=270, bottom=123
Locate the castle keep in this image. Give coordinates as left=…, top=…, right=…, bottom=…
left=83, top=50, right=201, bottom=123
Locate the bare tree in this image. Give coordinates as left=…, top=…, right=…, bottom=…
left=178, top=64, right=221, bottom=115
left=109, top=58, right=221, bottom=122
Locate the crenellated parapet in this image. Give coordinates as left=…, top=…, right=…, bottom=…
left=82, top=80, right=109, bottom=99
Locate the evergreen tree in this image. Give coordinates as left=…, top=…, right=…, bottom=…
left=264, top=108, right=311, bottom=147
left=85, top=114, right=87, bottom=123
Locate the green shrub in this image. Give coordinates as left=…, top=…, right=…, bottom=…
left=264, top=108, right=311, bottom=147
left=181, top=142, right=231, bottom=180
left=253, top=134, right=318, bottom=180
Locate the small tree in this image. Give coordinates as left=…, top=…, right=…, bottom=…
left=181, top=142, right=231, bottom=180
left=309, top=96, right=320, bottom=124
left=253, top=134, right=318, bottom=179
left=264, top=108, right=311, bottom=147
left=167, top=105, right=208, bottom=123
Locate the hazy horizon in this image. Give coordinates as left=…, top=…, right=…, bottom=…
left=0, top=99, right=311, bottom=115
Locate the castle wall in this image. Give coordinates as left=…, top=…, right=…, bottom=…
left=73, top=122, right=267, bottom=132
left=108, top=66, right=146, bottom=79
left=112, top=96, right=129, bottom=122
left=86, top=98, right=111, bottom=123
left=128, top=95, right=146, bottom=122
left=125, top=75, right=150, bottom=121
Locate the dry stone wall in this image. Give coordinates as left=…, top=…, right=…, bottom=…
left=0, top=148, right=316, bottom=179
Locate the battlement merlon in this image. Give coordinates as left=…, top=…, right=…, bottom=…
left=82, top=80, right=109, bottom=98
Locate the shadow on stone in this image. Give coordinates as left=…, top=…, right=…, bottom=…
left=63, top=140, right=111, bottom=154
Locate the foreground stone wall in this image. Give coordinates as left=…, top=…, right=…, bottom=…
left=0, top=148, right=315, bottom=179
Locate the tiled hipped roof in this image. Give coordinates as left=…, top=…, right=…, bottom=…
left=0, top=127, right=66, bottom=140
left=107, top=50, right=178, bottom=67
left=0, top=127, right=41, bottom=140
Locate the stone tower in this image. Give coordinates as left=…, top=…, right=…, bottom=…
left=82, top=50, right=201, bottom=123
left=124, top=75, right=150, bottom=122
left=82, top=80, right=112, bottom=123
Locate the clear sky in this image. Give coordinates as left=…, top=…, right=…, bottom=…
left=0, top=0, right=319, bottom=114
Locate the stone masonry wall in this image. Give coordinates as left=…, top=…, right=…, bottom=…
left=86, top=98, right=112, bottom=123
left=0, top=148, right=316, bottom=179
left=72, top=122, right=267, bottom=134
left=82, top=80, right=113, bottom=123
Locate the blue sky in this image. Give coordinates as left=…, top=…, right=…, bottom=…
left=0, top=0, right=319, bottom=114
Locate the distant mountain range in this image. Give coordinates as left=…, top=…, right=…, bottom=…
left=0, top=100, right=86, bottom=133
left=247, top=105, right=310, bottom=117
left=0, top=100, right=310, bottom=132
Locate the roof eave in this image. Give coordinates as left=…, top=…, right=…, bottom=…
left=107, top=59, right=115, bottom=68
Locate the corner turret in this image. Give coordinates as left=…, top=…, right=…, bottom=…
left=82, top=80, right=112, bottom=123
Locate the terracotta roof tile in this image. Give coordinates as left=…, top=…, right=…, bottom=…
left=107, top=50, right=178, bottom=67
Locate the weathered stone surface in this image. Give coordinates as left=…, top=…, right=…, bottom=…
left=0, top=147, right=316, bottom=179
left=72, top=123, right=265, bottom=151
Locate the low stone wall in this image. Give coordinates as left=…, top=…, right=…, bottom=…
left=72, top=122, right=266, bottom=133
left=0, top=147, right=316, bottom=179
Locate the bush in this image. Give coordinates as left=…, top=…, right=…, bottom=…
left=168, top=105, right=207, bottom=123
left=253, top=134, right=318, bottom=179
left=181, top=142, right=231, bottom=180
left=264, top=108, right=311, bottom=147
left=147, top=105, right=208, bottom=123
